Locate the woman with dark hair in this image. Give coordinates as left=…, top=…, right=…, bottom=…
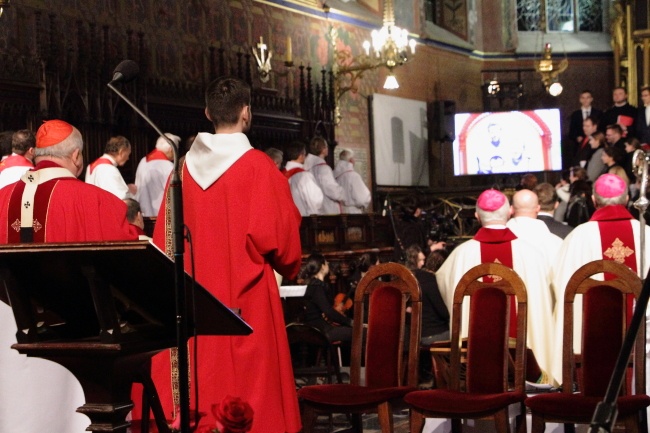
left=299, top=253, right=353, bottom=343
left=345, top=252, right=379, bottom=310
left=601, top=145, right=630, bottom=185
left=564, top=166, right=596, bottom=227
left=403, top=245, right=450, bottom=345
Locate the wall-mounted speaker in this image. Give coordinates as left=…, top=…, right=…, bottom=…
left=428, top=100, right=456, bottom=142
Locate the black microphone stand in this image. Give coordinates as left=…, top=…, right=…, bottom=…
left=108, top=81, right=191, bottom=433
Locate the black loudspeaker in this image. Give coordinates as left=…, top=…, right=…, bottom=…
left=429, top=100, right=456, bottom=142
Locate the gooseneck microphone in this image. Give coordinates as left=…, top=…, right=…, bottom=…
left=109, top=59, right=139, bottom=84
left=107, top=61, right=190, bottom=433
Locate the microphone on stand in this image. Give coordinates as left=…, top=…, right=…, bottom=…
left=109, top=59, right=139, bottom=84
left=107, top=60, right=191, bottom=433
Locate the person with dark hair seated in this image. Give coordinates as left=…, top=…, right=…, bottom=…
left=404, top=245, right=449, bottom=345
left=601, top=145, right=630, bottom=185
left=299, top=253, right=353, bottom=344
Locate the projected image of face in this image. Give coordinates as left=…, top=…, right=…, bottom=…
left=454, top=110, right=562, bottom=175
left=488, top=123, right=501, bottom=147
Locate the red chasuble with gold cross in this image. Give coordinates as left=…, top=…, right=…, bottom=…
left=474, top=227, right=518, bottom=337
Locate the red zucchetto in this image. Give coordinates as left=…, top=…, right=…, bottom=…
left=594, top=173, right=627, bottom=198
left=476, top=189, right=506, bottom=211
left=35, top=120, right=74, bottom=148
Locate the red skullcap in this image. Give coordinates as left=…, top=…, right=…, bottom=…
left=36, top=120, right=74, bottom=148
left=477, top=189, right=506, bottom=212
left=594, top=173, right=627, bottom=198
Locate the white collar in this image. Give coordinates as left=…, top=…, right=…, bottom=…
left=185, top=132, right=252, bottom=190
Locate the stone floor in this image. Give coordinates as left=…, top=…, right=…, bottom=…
left=310, top=411, right=410, bottom=433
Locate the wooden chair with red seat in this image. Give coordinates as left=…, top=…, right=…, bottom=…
left=525, top=259, right=650, bottom=433
left=405, top=262, right=528, bottom=433
left=297, top=262, right=421, bottom=433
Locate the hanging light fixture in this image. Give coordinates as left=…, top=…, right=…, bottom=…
left=0, top=0, right=10, bottom=19
left=328, top=0, right=416, bottom=101
left=534, top=40, right=568, bottom=95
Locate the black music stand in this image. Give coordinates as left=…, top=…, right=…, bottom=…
left=0, top=240, right=252, bottom=433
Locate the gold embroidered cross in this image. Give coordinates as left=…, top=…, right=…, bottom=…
left=33, top=220, right=42, bottom=233
left=488, top=258, right=503, bottom=282
left=11, top=219, right=20, bottom=232
left=603, top=238, right=634, bottom=264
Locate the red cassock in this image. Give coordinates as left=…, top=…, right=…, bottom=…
left=0, top=161, right=139, bottom=242
left=142, top=147, right=303, bottom=432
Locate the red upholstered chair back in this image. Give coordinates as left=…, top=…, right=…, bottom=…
left=582, top=286, right=623, bottom=397
left=449, top=263, right=528, bottom=395
left=466, top=287, right=508, bottom=393
left=365, top=285, right=403, bottom=388
left=562, top=260, right=644, bottom=397
left=351, top=263, right=421, bottom=389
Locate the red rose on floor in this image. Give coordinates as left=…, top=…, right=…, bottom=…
left=212, top=395, right=254, bottom=433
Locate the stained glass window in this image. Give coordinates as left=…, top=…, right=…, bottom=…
left=517, top=0, right=603, bottom=32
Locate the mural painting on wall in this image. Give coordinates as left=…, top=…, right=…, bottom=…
left=437, top=0, right=468, bottom=40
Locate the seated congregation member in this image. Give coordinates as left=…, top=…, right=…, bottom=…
left=300, top=253, right=353, bottom=344
left=534, top=182, right=573, bottom=239
left=0, top=119, right=139, bottom=433
left=404, top=245, right=449, bottom=345
left=601, top=145, right=630, bottom=186
left=134, top=133, right=178, bottom=217
left=304, top=136, right=344, bottom=214
left=284, top=140, right=323, bottom=216
left=0, top=129, right=35, bottom=189
left=551, top=173, right=650, bottom=385
left=507, top=188, right=562, bottom=274
left=563, top=166, right=595, bottom=228
left=586, top=131, right=607, bottom=182
left=333, top=149, right=371, bottom=213
left=85, top=135, right=136, bottom=199
left=344, top=251, right=379, bottom=317
left=436, top=189, right=554, bottom=384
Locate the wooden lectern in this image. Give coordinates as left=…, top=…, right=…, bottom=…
left=0, top=240, right=252, bottom=433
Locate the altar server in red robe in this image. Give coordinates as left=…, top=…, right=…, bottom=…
left=148, top=76, right=303, bottom=433
left=436, top=189, right=554, bottom=384
left=0, top=129, right=35, bottom=189
left=0, top=119, right=139, bottom=433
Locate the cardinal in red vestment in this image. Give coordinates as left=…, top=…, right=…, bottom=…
left=143, top=77, right=303, bottom=433
left=0, top=119, right=139, bottom=433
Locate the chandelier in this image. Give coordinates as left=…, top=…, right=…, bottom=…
left=327, top=0, right=416, bottom=104
left=534, top=42, right=568, bottom=96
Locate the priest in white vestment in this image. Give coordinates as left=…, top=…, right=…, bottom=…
left=506, top=189, right=563, bottom=305
left=550, top=173, right=650, bottom=387
left=436, top=189, right=554, bottom=384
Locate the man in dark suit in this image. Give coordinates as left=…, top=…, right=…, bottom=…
left=600, top=87, right=637, bottom=136
left=636, top=86, right=650, bottom=145
left=534, top=182, right=573, bottom=239
left=568, top=90, right=602, bottom=144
